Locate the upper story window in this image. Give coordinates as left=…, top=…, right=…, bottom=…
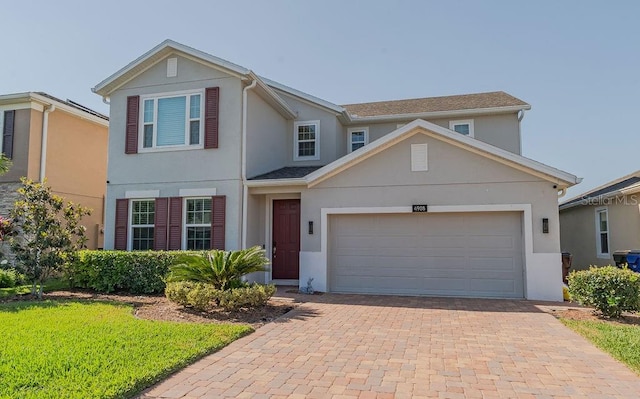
left=348, top=127, right=369, bottom=153
left=449, top=119, right=474, bottom=138
left=293, top=120, right=320, bottom=161
left=595, top=207, right=610, bottom=258
left=131, top=199, right=155, bottom=250
left=140, top=90, right=203, bottom=151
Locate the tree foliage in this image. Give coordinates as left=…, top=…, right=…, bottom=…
left=0, top=154, right=11, bottom=175
left=9, top=178, right=90, bottom=298
left=167, top=246, right=270, bottom=290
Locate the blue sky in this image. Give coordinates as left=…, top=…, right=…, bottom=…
left=2, top=0, right=638, bottom=197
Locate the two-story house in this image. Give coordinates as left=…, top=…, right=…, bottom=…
left=0, top=92, right=108, bottom=249
left=93, top=40, right=580, bottom=301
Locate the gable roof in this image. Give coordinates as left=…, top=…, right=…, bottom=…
left=343, top=91, right=529, bottom=117
left=560, top=171, right=640, bottom=210
left=246, top=119, right=580, bottom=189
left=94, top=40, right=530, bottom=123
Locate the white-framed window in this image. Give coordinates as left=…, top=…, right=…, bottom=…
left=347, top=127, right=369, bottom=153
left=293, top=120, right=320, bottom=161
left=140, top=89, right=204, bottom=151
left=449, top=119, right=474, bottom=138
left=595, top=207, right=610, bottom=258
left=130, top=199, right=155, bottom=250
left=184, top=197, right=212, bottom=250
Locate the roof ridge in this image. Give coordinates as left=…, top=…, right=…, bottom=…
left=341, top=91, right=511, bottom=107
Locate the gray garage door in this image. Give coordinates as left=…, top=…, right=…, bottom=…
left=329, top=212, right=524, bottom=298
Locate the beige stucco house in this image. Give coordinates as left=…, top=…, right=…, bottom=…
left=93, top=40, right=580, bottom=301
left=560, top=171, right=640, bottom=269
left=0, top=92, right=109, bottom=249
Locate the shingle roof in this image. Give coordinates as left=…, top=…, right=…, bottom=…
left=342, top=91, right=529, bottom=117
left=250, top=166, right=324, bottom=180
left=561, top=174, right=640, bottom=207
left=35, top=92, right=108, bottom=120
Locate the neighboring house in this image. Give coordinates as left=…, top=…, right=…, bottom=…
left=559, top=171, right=640, bottom=269
left=0, top=92, right=109, bottom=249
left=92, top=40, right=580, bottom=301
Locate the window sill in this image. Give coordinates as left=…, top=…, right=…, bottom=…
left=138, top=145, right=205, bottom=154
left=597, top=254, right=611, bottom=259
left=293, top=156, right=320, bottom=162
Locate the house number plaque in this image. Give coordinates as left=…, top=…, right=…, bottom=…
left=412, top=205, right=428, bottom=212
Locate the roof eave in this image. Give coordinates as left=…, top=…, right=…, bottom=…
left=245, top=178, right=308, bottom=187
left=92, top=39, right=250, bottom=97
left=347, top=105, right=531, bottom=123
left=260, top=76, right=345, bottom=114
left=248, top=73, right=296, bottom=119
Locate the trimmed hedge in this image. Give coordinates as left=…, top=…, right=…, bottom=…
left=66, top=250, right=201, bottom=294
left=568, top=265, right=640, bottom=318
left=165, top=281, right=276, bottom=311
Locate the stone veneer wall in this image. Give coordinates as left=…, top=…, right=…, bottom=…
left=0, top=182, right=21, bottom=266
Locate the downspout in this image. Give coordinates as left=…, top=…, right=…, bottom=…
left=517, top=109, right=526, bottom=155
left=39, top=104, right=56, bottom=182
left=241, top=79, right=258, bottom=249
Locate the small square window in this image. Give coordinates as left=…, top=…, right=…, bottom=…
left=449, top=119, right=474, bottom=138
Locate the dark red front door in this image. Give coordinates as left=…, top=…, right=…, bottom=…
left=272, top=199, right=300, bottom=279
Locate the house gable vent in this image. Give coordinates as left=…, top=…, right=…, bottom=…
left=167, top=57, right=178, bottom=77
left=411, top=143, right=428, bottom=172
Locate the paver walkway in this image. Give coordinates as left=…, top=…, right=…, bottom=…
left=140, top=294, right=640, bottom=398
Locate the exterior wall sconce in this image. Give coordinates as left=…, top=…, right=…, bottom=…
left=542, top=218, right=549, bottom=234
left=308, top=221, right=314, bottom=235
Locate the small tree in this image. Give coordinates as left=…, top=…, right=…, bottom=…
left=0, top=153, right=11, bottom=175
left=9, top=178, right=91, bottom=298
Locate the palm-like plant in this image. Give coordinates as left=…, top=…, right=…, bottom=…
left=168, top=246, right=269, bottom=290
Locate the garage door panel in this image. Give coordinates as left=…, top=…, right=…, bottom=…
left=329, top=212, right=524, bottom=298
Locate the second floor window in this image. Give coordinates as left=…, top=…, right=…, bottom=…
left=293, top=120, right=320, bottom=161
left=141, top=91, right=203, bottom=150
left=348, top=127, right=369, bottom=152
left=449, top=119, right=474, bottom=138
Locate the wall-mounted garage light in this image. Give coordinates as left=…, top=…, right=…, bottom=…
left=542, top=218, right=549, bottom=234
left=308, top=221, right=314, bottom=235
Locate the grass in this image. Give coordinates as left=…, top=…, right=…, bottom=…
left=0, top=277, right=68, bottom=299
left=0, top=300, right=251, bottom=399
left=560, top=318, right=640, bottom=374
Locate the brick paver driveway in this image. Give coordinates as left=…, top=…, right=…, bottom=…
left=141, top=294, right=640, bottom=398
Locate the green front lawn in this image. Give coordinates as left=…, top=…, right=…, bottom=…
left=560, top=318, right=640, bottom=374
left=0, top=300, right=251, bottom=398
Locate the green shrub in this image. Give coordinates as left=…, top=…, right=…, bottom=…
left=168, top=246, right=270, bottom=290
left=568, top=265, right=640, bottom=318
left=217, top=284, right=276, bottom=311
left=0, top=269, right=18, bottom=288
left=165, top=281, right=220, bottom=311
left=66, top=250, right=202, bottom=294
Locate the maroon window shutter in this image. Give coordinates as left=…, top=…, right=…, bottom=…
left=2, top=110, right=15, bottom=159
left=211, top=195, right=226, bottom=250
left=125, top=96, right=139, bottom=154
left=154, top=198, right=168, bottom=250
left=114, top=199, right=129, bottom=250
left=168, top=197, right=183, bottom=250
left=204, top=87, right=219, bottom=149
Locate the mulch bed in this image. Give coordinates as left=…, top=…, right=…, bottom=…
left=547, top=306, right=640, bottom=326
left=3, top=290, right=298, bottom=328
